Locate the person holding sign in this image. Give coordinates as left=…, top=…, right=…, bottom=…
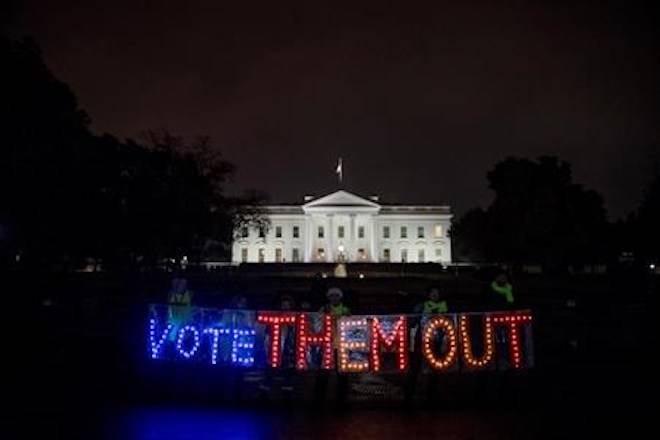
left=484, top=270, right=515, bottom=310
left=167, top=274, right=193, bottom=341
left=319, top=287, right=351, bottom=317
left=484, top=270, right=517, bottom=370
left=407, top=285, right=450, bottom=403
left=259, top=295, right=297, bottom=401
left=315, top=287, right=351, bottom=404
left=411, top=285, right=450, bottom=365
left=415, top=285, right=449, bottom=315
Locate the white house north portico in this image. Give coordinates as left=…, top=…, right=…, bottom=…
left=232, top=190, right=452, bottom=264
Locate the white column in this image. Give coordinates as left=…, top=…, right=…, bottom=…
left=327, top=214, right=334, bottom=262
left=369, top=215, right=377, bottom=262
left=349, top=214, right=355, bottom=262
left=305, top=215, right=313, bottom=262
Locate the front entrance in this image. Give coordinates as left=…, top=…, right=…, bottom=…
left=336, top=244, right=347, bottom=262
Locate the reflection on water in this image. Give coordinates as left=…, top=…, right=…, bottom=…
left=113, top=407, right=273, bottom=440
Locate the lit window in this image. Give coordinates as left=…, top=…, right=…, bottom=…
left=435, top=248, right=442, bottom=260
left=418, top=249, right=425, bottom=262
left=401, top=226, right=407, bottom=239
left=358, top=248, right=366, bottom=260
left=293, top=226, right=300, bottom=238
left=258, top=248, right=265, bottom=263
left=358, top=226, right=365, bottom=239
left=417, top=226, right=424, bottom=239
left=275, top=248, right=283, bottom=262
left=401, top=249, right=408, bottom=262
left=275, top=226, right=282, bottom=238
left=318, top=226, right=324, bottom=238
left=383, top=249, right=391, bottom=262
left=383, top=226, right=390, bottom=239
left=241, top=227, right=248, bottom=238
left=434, top=225, right=443, bottom=238
left=317, top=248, right=325, bottom=260
left=338, top=226, right=345, bottom=239
left=292, top=248, right=300, bottom=262
left=241, top=248, right=248, bottom=262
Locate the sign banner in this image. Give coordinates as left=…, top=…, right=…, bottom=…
left=148, top=305, right=534, bottom=373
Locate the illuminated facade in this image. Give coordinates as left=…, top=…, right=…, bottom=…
left=232, top=190, right=452, bottom=264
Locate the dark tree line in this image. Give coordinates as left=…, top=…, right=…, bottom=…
left=626, top=162, right=660, bottom=264
left=0, top=36, right=266, bottom=271
left=452, top=156, right=660, bottom=270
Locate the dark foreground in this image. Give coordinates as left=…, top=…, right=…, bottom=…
left=41, top=400, right=654, bottom=440
left=8, top=370, right=656, bottom=440
left=7, top=269, right=658, bottom=439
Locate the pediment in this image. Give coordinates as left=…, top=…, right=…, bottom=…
left=303, top=190, right=380, bottom=211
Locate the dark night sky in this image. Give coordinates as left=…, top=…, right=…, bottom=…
left=10, top=0, right=660, bottom=218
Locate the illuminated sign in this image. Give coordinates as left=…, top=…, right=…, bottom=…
left=148, top=305, right=534, bottom=372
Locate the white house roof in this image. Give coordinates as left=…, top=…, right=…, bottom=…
left=263, top=189, right=451, bottom=216
left=302, top=190, right=381, bottom=209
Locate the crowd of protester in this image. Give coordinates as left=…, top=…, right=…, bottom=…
left=167, top=269, right=518, bottom=317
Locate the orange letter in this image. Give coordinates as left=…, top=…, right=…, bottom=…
left=459, top=314, right=495, bottom=369
left=421, top=316, right=458, bottom=370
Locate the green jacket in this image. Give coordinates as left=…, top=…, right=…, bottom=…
left=319, top=303, right=351, bottom=317
left=168, top=290, right=192, bottom=306
left=490, top=281, right=514, bottom=303
left=168, top=290, right=193, bottom=333
left=422, top=300, right=449, bottom=314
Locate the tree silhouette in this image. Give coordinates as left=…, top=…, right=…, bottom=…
left=1, top=35, right=266, bottom=270
left=630, top=164, right=660, bottom=262
left=452, top=156, right=610, bottom=269
left=117, top=130, right=239, bottom=267
left=1, top=36, right=97, bottom=268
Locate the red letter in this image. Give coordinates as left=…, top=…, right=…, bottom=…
left=296, top=313, right=334, bottom=370
left=421, top=316, right=458, bottom=370
left=370, top=316, right=408, bottom=372
left=257, top=312, right=297, bottom=368
left=492, top=312, right=533, bottom=369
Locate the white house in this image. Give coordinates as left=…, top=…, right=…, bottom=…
left=232, top=190, right=452, bottom=264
